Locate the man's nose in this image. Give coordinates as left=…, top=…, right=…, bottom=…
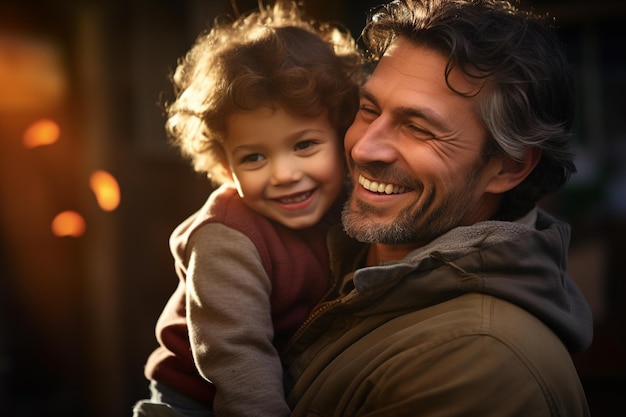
left=349, top=119, right=397, bottom=164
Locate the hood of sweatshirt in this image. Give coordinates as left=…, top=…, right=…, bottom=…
left=338, top=209, right=593, bottom=353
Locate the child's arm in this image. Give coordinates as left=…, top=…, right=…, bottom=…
left=186, top=222, right=291, bottom=417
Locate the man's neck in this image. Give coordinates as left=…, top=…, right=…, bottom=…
left=364, top=207, right=540, bottom=266
left=366, top=242, right=423, bottom=266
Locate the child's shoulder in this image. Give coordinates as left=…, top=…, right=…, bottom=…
left=204, top=184, right=259, bottom=222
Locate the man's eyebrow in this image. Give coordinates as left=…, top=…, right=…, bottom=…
left=395, top=105, right=448, bottom=133
left=360, top=88, right=379, bottom=107
left=361, top=87, right=449, bottom=132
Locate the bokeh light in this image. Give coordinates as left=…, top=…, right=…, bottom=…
left=0, top=35, right=66, bottom=112
left=22, top=118, right=60, bottom=148
left=89, top=170, right=120, bottom=211
left=51, top=210, right=86, bottom=237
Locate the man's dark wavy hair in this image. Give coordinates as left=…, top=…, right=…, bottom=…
left=363, top=0, right=576, bottom=220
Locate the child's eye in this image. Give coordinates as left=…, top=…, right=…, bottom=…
left=294, top=140, right=317, bottom=151
left=241, top=153, right=265, bottom=164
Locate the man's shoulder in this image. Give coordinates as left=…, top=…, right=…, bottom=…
left=374, top=294, right=586, bottom=412
left=374, top=294, right=571, bottom=362
left=287, top=293, right=588, bottom=416
left=353, top=293, right=559, bottom=350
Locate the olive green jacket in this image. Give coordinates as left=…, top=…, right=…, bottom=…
left=283, top=209, right=592, bottom=417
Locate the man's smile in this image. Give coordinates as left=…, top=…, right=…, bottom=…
left=358, top=175, right=408, bottom=194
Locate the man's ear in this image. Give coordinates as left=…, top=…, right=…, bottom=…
left=485, top=147, right=541, bottom=194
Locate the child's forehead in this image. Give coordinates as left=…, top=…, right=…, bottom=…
left=225, top=102, right=326, bottom=125
left=224, top=106, right=335, bottom=144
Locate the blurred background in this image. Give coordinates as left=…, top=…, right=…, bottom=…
left=0, top=0, right=624, bottom=416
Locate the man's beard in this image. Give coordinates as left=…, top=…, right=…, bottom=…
left=342, top=190, right=461, bottom=244
left=342, top=167, right=482, bottom=245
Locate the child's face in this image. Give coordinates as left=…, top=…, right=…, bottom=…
left=223, top=106, right=344, bottom=229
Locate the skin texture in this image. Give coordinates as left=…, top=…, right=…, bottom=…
left=223, top=106, right=344, bottom=230
left=343, top=40, right=537, bottom=265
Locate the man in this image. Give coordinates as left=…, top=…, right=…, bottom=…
left=281, top=0, right=593, bottom=415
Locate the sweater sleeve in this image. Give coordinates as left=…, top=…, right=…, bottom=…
left=185, top=222, right=291, bottom=417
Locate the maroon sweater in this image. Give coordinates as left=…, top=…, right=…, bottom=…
left=144, top=185, right=339, bottom=406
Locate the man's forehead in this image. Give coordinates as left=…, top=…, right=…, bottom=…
left=379, top=37, right=485, bottom=96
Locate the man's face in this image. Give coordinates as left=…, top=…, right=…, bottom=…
left=343, top=39, right=505, bottom=248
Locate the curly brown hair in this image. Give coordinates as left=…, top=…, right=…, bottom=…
left=165, top=0, right=363, bottom=184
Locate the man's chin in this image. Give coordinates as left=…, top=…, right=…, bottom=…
left=342, top=213, right=411, bottom=244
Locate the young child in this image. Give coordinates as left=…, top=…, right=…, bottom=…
left=133, top=1, right=362, bottom=416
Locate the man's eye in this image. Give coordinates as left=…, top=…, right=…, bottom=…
left=407, top=124, right=434, bottom=138
left=359, top=106, right=377, bottom=114
left=358, top=106, right=379, bottom=121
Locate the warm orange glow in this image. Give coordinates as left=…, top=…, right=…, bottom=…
left=89, top=170, right=121, bottom=211
left=51, top=211, right=86, bottom=237
left=0, top=35, right=66, bottom=112
left=22, top=119, right=60, bottom=148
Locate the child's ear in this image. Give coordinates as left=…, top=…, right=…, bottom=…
left=485, top=147, right=541, bottom=194
left=220, top=162, right=234, bottom=182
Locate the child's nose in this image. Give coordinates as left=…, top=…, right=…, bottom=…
left=270, top=156, right=302, bottom=185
